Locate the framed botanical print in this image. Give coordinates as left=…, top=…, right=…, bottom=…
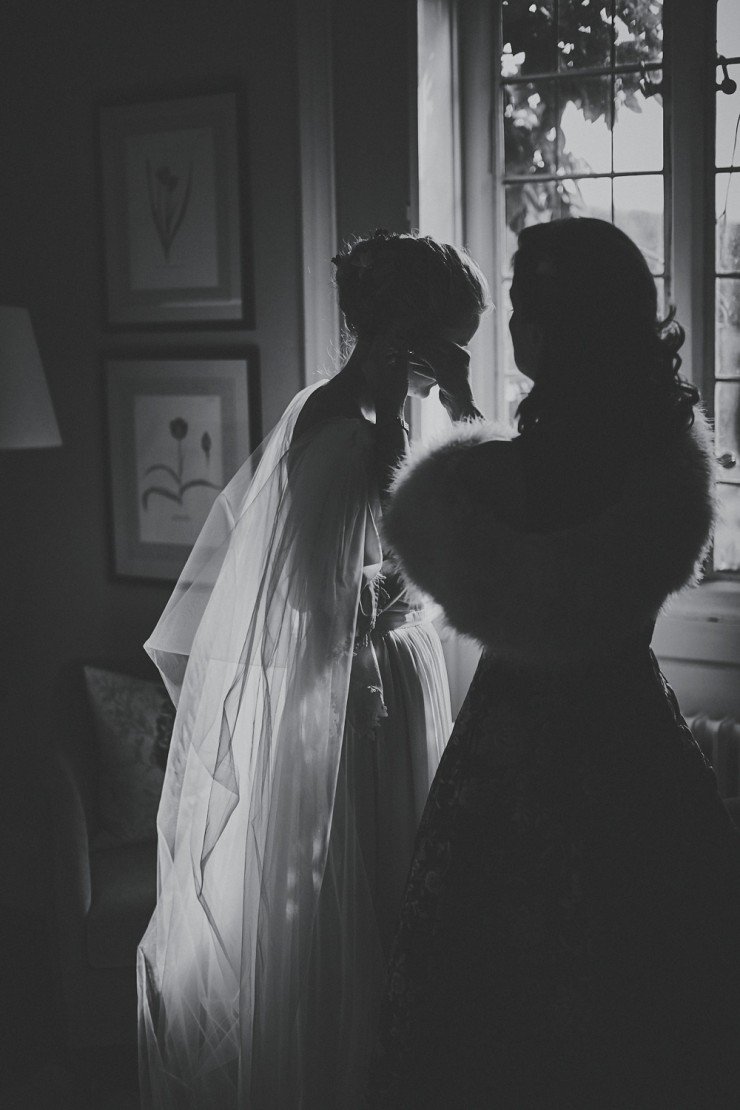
left=105, top=353, right=251, bottom=580
left=99, top=92, right=250, bottom=326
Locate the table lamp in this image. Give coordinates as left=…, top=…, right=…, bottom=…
left=0, top=306, right=62, bottom=449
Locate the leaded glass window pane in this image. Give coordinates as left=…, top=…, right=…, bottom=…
left=497, top=0, right=667, bottom=428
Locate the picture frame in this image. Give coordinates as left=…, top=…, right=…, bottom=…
left=105, top=353, right=252, bottom=581
left=98, top=92, right=251, bottom=327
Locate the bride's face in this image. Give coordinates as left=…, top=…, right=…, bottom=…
left=406, top=312, right=481, bottom=397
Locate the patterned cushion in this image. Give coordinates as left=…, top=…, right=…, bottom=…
left=83, top=666, right=175, bottom=847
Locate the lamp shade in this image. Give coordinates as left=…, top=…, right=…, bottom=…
left=0, top=307, right=62, bottom=449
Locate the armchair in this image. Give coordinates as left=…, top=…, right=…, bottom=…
left=48, top=660, right=163, bottom=1054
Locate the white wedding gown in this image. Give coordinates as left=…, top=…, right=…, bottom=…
left=137, top=382, right=452, bottom=1108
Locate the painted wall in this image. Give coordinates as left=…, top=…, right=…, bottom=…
left=332, top=0, right=415, bottom=248
left=0, top=0, right=304, bottom=914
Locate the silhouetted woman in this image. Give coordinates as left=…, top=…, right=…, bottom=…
left=371, top=218, right=740, bottom=1108
left=137, top=230, right=487, bottom=1108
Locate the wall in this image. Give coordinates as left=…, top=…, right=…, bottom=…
left=332, top=0, right=415, bottom=247
left=0, top=0, right=304, bottom=914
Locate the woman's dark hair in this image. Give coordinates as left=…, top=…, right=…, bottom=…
left=512, top=217, right=699, bottom=436
left=332, top=229, right=490, bottom=338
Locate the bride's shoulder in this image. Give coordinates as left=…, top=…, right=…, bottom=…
left=291, top=379, right=366, bottom=447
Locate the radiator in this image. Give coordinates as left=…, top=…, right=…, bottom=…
left=686, top=715, right=740, bottom=799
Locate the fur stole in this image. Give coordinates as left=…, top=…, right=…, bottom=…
left=383, top=412, right=716, bottom=668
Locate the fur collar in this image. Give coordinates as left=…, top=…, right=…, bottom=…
left=383, top=411, right=716, bottom=668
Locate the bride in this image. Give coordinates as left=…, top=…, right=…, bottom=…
left=137, top=229, right=488, bottom=1108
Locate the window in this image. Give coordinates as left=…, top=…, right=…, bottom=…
left=714, top=0, right=740, bottom=571
left=415, top=0, right=740, bottom=709
left=449, top=0, right=740, bottom=576
left=416, top=0, right=740, bottom=578
left=496, top=0, right=667, bottom=423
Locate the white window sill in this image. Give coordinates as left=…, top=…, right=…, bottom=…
left=653, top=580, right=740, bottom=665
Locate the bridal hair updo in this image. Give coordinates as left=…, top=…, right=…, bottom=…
left=512, top=217, right=699, bottom=435
left=332, top=229, right=489, bottom=338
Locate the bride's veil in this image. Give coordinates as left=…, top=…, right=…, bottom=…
left=137, top=382, right=382, bottom=1107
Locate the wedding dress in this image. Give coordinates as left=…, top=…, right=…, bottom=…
left=137, top=382, right=451, bottom=1108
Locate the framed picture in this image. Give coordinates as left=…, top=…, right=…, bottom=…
left=99, top=92, right=250, bottom=326
left=105, top=354, right=252, bottom=581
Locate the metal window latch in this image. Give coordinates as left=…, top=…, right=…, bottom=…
left=717, top=56, right=738, bottom=96
left=717, top=451, right=737, bottom=469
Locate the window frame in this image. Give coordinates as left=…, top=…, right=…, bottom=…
left=712, top=0, right=740, bottom=575
left=413, top=0, right=740, bottom=701
left=460, top=0, right=717, bottom=406
left=668, top=0, right=715, bottom=420
left=496, top=2, right=671, bottom=424
left=458, top=0, right=740, bottom=580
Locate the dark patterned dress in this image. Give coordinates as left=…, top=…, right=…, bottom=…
left=369, top=413, right=740, bottom=1109
left=370, top=636, right=740, bottom=1108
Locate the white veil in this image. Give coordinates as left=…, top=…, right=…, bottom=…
left=137, top=382, right=383, bottom=1107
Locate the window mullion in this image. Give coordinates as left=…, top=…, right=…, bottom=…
left=669, top=0, right=715, bottom=406
left=458, top=0, right=501, bottom=420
